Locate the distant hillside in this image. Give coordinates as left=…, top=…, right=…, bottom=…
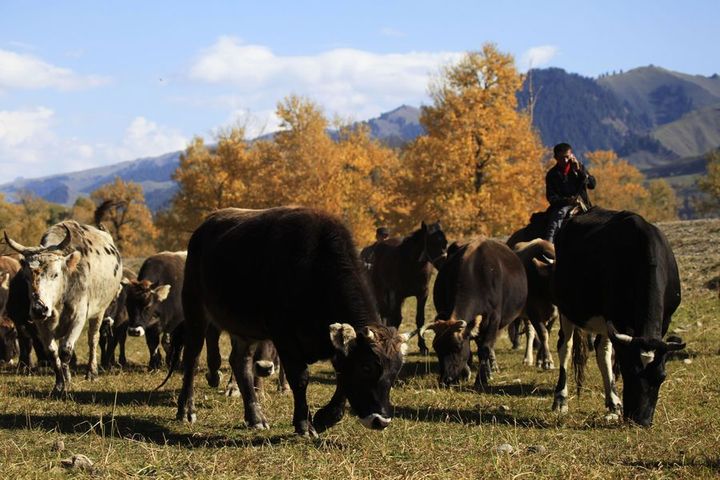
left=0, top=106, right=423, bottom=211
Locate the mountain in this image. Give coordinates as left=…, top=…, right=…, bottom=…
left=3, top=66, right=719, bottom=214
left=0, top=106, right=423, bottom=211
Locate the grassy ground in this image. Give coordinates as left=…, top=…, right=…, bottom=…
left=1, top=220, right=719, bottom=479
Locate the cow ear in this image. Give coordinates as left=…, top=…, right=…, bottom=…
left=0, top=272, right=9, bottom=290
left=467, top=315, right=482, bottom=339
left=329, top=323, right=356, bottom=355
left=65, top=251, right=81, bottom=272
left=153, top=284, right=171, bottom=302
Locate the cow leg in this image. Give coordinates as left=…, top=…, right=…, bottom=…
left=85, top=315, right=101, bottom=380
left=204, top=323, right=223, bottom=388
left=528, top=310, right=554, bottom=370
left=415, top=293, right=429, bottom=354
left=228, top=339, right=269, bottom=429
left=146, top=328, right=162, bottom=371
left=225, top=372, right=240, bottom=397
left=523, top=318, right=536, bottom=366
left=116, top=324, right=128, bottom=367
left=18, top=333, right=33, bottom=370
left=388, top=292, right=402, bottom=329
left=474, top=320, right=499, bottom=389
left=277, top=362, right=290, bottom=393
left=176, top=313, right=206, bottom=424
left=279, top=353, right=316, bottom=437
left=313, top=381, right=347, bottom=434
left=552, top=315, right=575, bottom=413
left=595, top=335, right=622, bottom=415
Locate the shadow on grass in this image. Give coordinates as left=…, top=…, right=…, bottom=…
left=392, top=404, right=551, bottom=429
left=624, top=457, right=720, bottom=471
left=12, top=388, right=177, bottom=407
left=0, top=412, right=315, bottom=449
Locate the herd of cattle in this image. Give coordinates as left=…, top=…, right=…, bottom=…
left=0, top=204, right=685, bottom=437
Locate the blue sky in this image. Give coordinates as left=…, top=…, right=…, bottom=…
left=0, top=0, right=717, bottom=183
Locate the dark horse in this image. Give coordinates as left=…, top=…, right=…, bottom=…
left=369, top=221, right=448, bottom=354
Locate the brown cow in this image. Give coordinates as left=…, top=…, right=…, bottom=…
left=423, top=239, right=527, bottom=388
left=513, top=239, right=557, bottom=370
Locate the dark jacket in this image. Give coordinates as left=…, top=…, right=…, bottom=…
left=545, top=163, right=596, bottom=208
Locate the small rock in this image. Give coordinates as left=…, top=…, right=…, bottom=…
left=498, top=405, right=511, bottom=413
left=604, top=413, right=619, bottom=422
left=683, top=358, right=693, bottom=365
left=60, top=454, right=94, bottom=471
left=527, top=445, right=547, bottom=454
left=51, top=439, right=65, bottom=452
left=493, top=443, right=514, bottom=454
left=696, top=321, right=703, bottom=328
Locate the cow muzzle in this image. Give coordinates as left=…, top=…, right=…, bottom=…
left=128, top=326, right=145, bottom=337
left=359, top=413, right=392, bottom=430
left=253, top=360, right=275, bottom=377
left=30, top=300, right=51, bottom=320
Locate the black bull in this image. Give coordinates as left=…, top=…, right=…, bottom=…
left=175, top=207, right=409, bottom=436
left=548, top=207, right=684, bottom=426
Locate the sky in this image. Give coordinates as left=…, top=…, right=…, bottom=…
left=0, top=0, right=717, bottom=183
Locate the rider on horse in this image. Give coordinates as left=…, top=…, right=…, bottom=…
left=544, top=143, right=596, bottom=243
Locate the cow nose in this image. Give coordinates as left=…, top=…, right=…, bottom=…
left=254, top=360, right=275, bottom=377
left=360, top=413, right=392, bottom=430
left=31, top=301, right=50, bottom=318
left=128, top=326, right=145, bottom=337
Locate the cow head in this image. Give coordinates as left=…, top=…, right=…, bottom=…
left=329, top=323, right=408, bottom=430
left=0, top=317, right=18, bottom=364
left=420, top=221, right=449, bottom=267
left=4, top=227, right=80, bottom=321
left=125, top=279, right=171, bottom=337
left=607, top=322, right=685, bottom=426
left=421, top=317, right=481, bottom=386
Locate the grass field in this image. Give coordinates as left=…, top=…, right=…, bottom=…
left=1, top=220, right=719, bottom=479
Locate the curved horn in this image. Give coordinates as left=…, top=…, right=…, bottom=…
left=48, top=224, right=72, bottom=251
left=3, top=231, right=29, bottom=255
left=401, top=328, right=420, bottom=342
left=606, top=321, right=634, bottom=345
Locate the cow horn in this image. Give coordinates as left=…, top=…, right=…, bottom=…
left=606, top=321, right=634, bottom=345
left=48, top=224, right=72, bottom=251
left=607, top=321, right=687, bottom=353
left=3, top=231, right=29, bottom=255
left=401, top=328, right=419, bottom=342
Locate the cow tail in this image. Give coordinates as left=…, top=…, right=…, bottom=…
left=155, top=324, right=184, bottom=391
left=572, top=327, right=588, bottom=396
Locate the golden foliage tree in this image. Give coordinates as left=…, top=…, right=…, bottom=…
left=586, top=150, right=678, bottom=222
left=160, top=96, right=400, bottom=247
left=0, top=193, right=69, bottom=253
left=88, top=178, right=158, bottom=257
left=399, top=44, right=545, bottom=237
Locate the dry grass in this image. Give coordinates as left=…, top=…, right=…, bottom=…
left=0, top=221, right=719, bottom=479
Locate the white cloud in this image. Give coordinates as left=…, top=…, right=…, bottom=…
left=380, top=27, right=406, bottom=38
left=0, top=108, right=187, bottom=183
left=0, top=49, right=109, bottom=91
left=188, top=36, right=461, bottom=124
left=519, top=45, right=558, bottom=71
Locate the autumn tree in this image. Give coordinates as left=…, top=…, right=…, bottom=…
left=586, top=150, right=678, bottom=222
left=696, top=149, right=720, bottom=215
left=87, top=178, right=158, bottom=257
left=399, top=44, right=545, bottom=237
left=0, top=192, right=69, bottom=253
left=161, top=96, right=401, bottom=246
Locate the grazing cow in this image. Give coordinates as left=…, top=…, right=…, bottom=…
left=370, top=222, right=448, bottom=354
left=424, top=239, right=527, bottom=387
left=0, top=256, right=21, bottom=364
left=125, top=252, right=185, bottom=370
left=174, top=207, right=409, bottom=436
left=99, top=267, right=137, bottom=369
left=545, top=208, right=684, bottom=426
left=512, top=239, right=557, bottom=370
left=224, top=338, right=290, bottom=397
left=4, top=222, right=122, bottom=394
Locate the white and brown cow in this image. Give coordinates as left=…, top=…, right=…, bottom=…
left=4, top=221, right=122, bottom=395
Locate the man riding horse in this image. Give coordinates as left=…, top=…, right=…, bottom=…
left=544, top=143, right=596, bottom=243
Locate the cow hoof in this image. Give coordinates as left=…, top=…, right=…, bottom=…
left=607, top=404, right=623, bottom=416
left=85, top=371, right=98, bottom=381
left=224, top=385, right=241, bottom=397
left=187, top=413, right=197, bottom=424
left=552, top=397, right=568, bottom=413
left=604, top=413, right=620, bottom=422
left=249, top=421, right=269, bottom=430
left=542, top=361, right=555, bottom=371
left=523, top=358, right=533, bottom=366
left=277, top=385, right=290, bottom=394
left=313, top=406, right=344, bottom=433
left=205, top=370, right=223, bottom=388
